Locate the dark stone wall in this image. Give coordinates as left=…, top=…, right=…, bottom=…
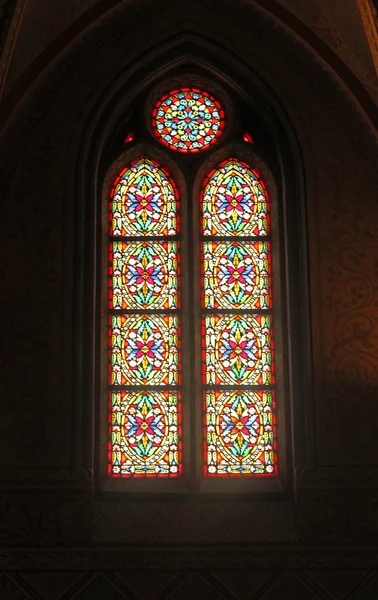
left=0, top=1, right=378, bottom=597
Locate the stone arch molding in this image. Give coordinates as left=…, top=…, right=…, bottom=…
left=2, top=0, right=378, bottom=135
left=73, top=29, right=313, bottom=492
left=81, top=31, right=301, bottom=166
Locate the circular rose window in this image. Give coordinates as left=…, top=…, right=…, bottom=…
left=152, top=88, right=225, bottom=153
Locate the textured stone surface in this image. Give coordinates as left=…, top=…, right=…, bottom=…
left=2, top=0, right=378, bottom=104
left=2, top=570, right=378, bottom=599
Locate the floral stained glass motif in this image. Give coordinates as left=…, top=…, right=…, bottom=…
left=110, top=240, right=179, bottom=310
left=202, top=241, right=271, bottom=309
left=110, top=158, right=178, bottom=236
left=108, top=158, right=181, bottom=477
left=205, top=390, right=275, bottom=475
left=202, top=159, right=269, bottom=237
left=111, top=314, right=180, bottom=386
left=152, top=88, right=225, bottom=153
left=111, top=391, right=181, bottom=476
left=200, top=158, right=277, bottom=476
left=203, top=314, right=273, bottom=386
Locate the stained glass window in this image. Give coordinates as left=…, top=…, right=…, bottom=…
left=104, top=81, right=283, bottom=487
left=108, top=158, right=182, bottom=477
left=152, top=88, right=225, bottom=153
left=200, top=159, right=277, bottom=476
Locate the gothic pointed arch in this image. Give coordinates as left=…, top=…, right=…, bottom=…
left=74, top=36, right=311, bottom=494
